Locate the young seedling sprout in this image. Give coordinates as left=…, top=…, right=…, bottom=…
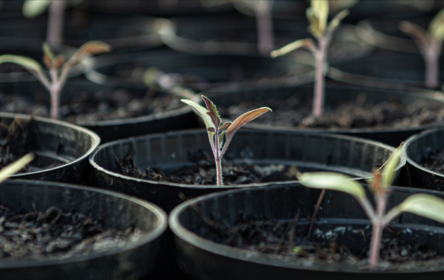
left=201, top=0, right=274, bottom=56
left=23, top=0, right=70, bottom=50
left=399, top=9, right=444, bottom=88
left=181, top=95, right=271, bottom=186
left=270, top=0, right=350, bottom=117
left=0, top=41, right=111, bottom=119
left=298, top=146, right=444, bottom=268
left=0, top=154, right=35, bottom=182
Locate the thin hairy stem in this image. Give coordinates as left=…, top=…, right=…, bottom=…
left=214, top=129, right=223, bottom=186
left=313, top=36, right=328, bottom=117
left=47, top=0, right=66, bottom=51
left=307, top=189, right=325, bottom=238
left=368, top=193, right=388, bottom=268
left=255, top=0, right=274, bottom=56
left=425, top=38, right=442, bottom=88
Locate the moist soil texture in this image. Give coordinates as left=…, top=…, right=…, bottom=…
left=116, top=149, right=302, bottom=185
left=0, top=87, right=184, bottom=126
left=420, top=148, right=444, bottom=174
left=193, top=213, right=444, bottom=270
left=0, top=204, right=140, bottom=260
left=224, top=95, right=444, bottom=130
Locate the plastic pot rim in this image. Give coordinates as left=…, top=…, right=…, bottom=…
left=168, top=183, right=444, bottom=274
left=0, top=179, right=168, bottom=269
left=89, top=128, right=407, bottom=189
left=207, top=82, right=444, bottom=135
left=0, top=112, right=101, bottom=178
left=405, top=127, right=444, bottom=179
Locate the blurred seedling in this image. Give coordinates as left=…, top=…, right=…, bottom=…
left=181, top=95, right=271, bottom=186
left=0, top=154, right=35, bottom=182
left=0, top=41, right=111, bottom=119
left=399, top=9, right=444, bottom=88
left=299, top=146, right=444, bottom=268
left=23, top=0, right=82, bottom=50
left=271, top=0, right=351, bottom=117
left=202, top=0, right=274, bottom=56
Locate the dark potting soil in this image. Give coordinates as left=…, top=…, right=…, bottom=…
left=0, top=204, right=141, bottom=260
left=225, top=95, right=444, bottom=130
left=0, top=87, right=184, bottom=125
left=0, top=118, right=32, bottom=171
left=116, top=149, right=300, bottom=185
left=420, top=148, right=444, bottom=174
left=194, top=213, right=444, bottom=270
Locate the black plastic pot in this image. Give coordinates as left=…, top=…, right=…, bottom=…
left=0, top=179, right=167, bottom=280
left=0, top=80, right=200, bottom=143
left=328, top=52, right=444, bottom=90
left=206, top=82, right=444, bottom=147
left=170, top=183, right=444, bottom=279
left=0, top=112, right=100, bottom=183
left=0, top=12, right=169, bottom=52
left=405, top=127, right=444, bottom=191
left=86, top=50, right=315, bottom=91
left=163, top=15, right=372, bottom=62
left=89, top=129, right=405, bottom=213
left=357, top=15, right=441, bottom=54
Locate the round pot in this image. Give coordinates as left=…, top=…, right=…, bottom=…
left=0, top=179, right=167, bottom=280
left=0, top=80, right=200, bottom=143
left=0, top=39, right=92, bottom=83
left=86, top=50, right=315, bottom=91
left=357, top=14, right=442, bottom=54
left=89, top=129, right=405, bottom=213
left=205, top=82, right=444, bottom=147
left=0, top=112, right=100, bottom=183
left=405, top=127, right=444, bottom=191
left=0, top=12, right=169, bottom=52
left=328, top=52, right=444, bottom=90
left=170, top=183, right=444, bottom=280
left=162, top=15, right=372, bottom=61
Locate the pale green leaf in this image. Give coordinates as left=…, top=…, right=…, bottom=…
left=181, top=99, right=215, bottom=133
left=42, top=42, right=55, bottom=61
left=397, top=194, right=444, bottom=224
left=326, top=9, right=349, bottom=35
left=298, top=172, right=366, bottom=200
left=0, top=55, right=43, bottom=74
left=23, top=0, right=52, bottom=18
left=429, top=9, right=444, bottom=41
left=271, top=38, right=316, bottom=58
left=0, top=154, right=34, bottom=183
left=311, top=0, right=329, bottom=35
left=381, top=146, right=403, bottom=189
left=306, top=8, right=322, bottom=38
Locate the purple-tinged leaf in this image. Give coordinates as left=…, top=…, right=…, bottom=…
left=207, top=127, right=215, bottom=132
left=181, top=99, right=215, bottom=135
left=202, top=95, right=221, bottom=128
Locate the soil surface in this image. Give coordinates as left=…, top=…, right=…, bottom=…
left=224, top=95, right=444, bottom=130
left=0, top=204, right=140, bottom=260
left=420, top=148, right=444, bottom=174
left=116, top=149, right=302, bottom=185
left=0, top=87, right=184, bottom=125
left=194, top=213, right=443, bottom=269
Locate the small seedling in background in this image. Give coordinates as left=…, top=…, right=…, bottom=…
left=299, top=146, right=444, bottom=268
left=271, top=0, right=350, bottom=117
left=23, top=0, right=73, bottom=50
left=181, top=95, right=271, bottom=186
left=201, top=0, right=274, bottom=56
left=399, top=9, right=444, bottom=89
left=0, top=41, right=111, bottom=119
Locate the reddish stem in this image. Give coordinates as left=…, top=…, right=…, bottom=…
left=313, top=37, right=327, bottom=117
left=50, top=86, right=59, bottom=119
left=368, top=194, right=388, bottom=268
left=214, top=129, right=223, bottom=186
left=425, top=38, right=442, bottom=89
left=47, top=0, right=66, bottom=51
left=255, top=0, right=274, bottom=56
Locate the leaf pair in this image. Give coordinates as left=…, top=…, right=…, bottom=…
left=181, top=95, right=271, bottom=156
left=306, top=0, right=349, bottom=39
